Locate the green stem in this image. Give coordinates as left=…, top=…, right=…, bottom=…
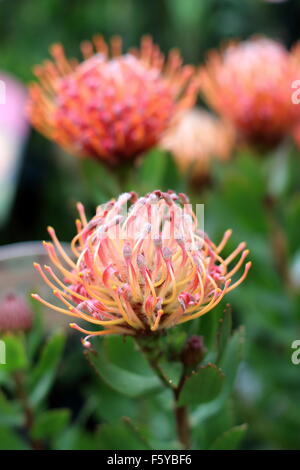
left=135, top=337, right=191, bottom=449
left=135, top=337, right=174, bottom=389
left=174, top=401, right=190, bottom=449
left=14, top=371, right=43, bottom=450
left=173, top=368, right=191, bottom=449
left=264, top=195, right=295, bottom=293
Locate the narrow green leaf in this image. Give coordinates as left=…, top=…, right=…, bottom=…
left=0, top=392, right=23, bottom=426
left=28, top=331, right=65, bottom=406
left=216, top=304, right=232, bottom=362
left=27, top=299, right=44, bottom=360
left=286, top=195, right=300, bottom=256
left=219, top=327, right=245, bottom=398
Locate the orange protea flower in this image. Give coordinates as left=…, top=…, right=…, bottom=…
left=200, top=36, right=300, bottom=149
left=160, top=108, right=235, bottom=181
left=32, top=191, right=251, bottom=346
left=28, top=36, right=199, bottom=166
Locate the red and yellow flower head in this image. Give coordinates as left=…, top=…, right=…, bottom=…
left=200, top=36, right=300, bottom=149
left=28, top=36, right=199, bottom=166
left=32, top=191, right=251, bottom=346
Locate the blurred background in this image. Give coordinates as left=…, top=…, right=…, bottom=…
left=2, top=0, right=300, bottom=244
left=0, top=0, right=299, bottom=244
left=1, top=0, right=300, bottom=450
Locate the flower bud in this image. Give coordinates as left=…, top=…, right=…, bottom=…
left=0, top=293, right=33, bottom=332
left=181, top=335, right=206, bottom=366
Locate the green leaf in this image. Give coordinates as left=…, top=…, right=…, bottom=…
left=90, top=380, right=139, bottom=424
left=53, top=426, right=99, bottom=450
left=86, top=348, right=162, bottom=398
left=162, top=152, right=183, bottom=192
left=27, top=299, right=44, bottom=360
left=0, top=334, right=28, bottom=372
left=209, top=424, right=248, bottom=450
left=266, top=145, right=290, bottom=198
left=196, top=305, right=223, bottom=351
left=216, top=304, right=232, bottom=362
left=97, top=420, right=150, bottom=450
left=219, top=327, right=245, bottom=398
left=137, top=148, right=168, bottom=191
left=178, top=363, right=224, bottom=406
left=286, top=195, right=300, bottom=256
left=80, top=158, right=119, bottom=202
left=0, top=392, right=23, bottom=426
left=0, top=427, right=29, bottom=450
left=103, top=336, right=155, bottom=376
left=28, top=331, right=66, bottom=406
left=31, top=409, right=70, bottom=440
left=210, top=152, right=268, bottom=236
left=192, top=399, right=235, bottom=449
left=159, top=360, right=183, bottom=388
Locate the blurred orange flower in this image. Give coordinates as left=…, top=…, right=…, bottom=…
left=32, top=191, right=251, bottom=346
left=200, top=37, right=300, bottom=149
left=28, top=36, right=199, bottom=166
left=160, top=108, right=235, bottom=181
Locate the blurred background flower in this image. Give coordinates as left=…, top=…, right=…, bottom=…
left=160, top=108, right=235, bottom=184
left=28, top=36, right=199, bottom=167
left=200, top=36, right=300, bottom=149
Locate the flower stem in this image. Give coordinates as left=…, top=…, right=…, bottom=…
left=174, top=402, right=190, bottom=449
left=134, top=336, right=174, bottom=389
left=135, top=336, right=191, bottom=449
left=264, top=195, right=295, bottom=293
left=14, top=371, right=43, bottom=450
left=173, top=369, right=191, bottom=449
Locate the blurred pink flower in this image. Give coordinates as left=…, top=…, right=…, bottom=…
left=200, top=36, right=300, bottom=149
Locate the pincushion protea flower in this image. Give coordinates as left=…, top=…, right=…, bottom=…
left=200, top=37, right=300, bottom=149
left=32, top=191, right=251, bottom=346
left=28, top=36, right=199, bottom=166
left=160, top=108, right=235, bottom=181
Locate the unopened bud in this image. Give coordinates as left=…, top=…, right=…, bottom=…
left=0, top=293, right=33, bottom=332
left=181, top=335, right=206, bottom=366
